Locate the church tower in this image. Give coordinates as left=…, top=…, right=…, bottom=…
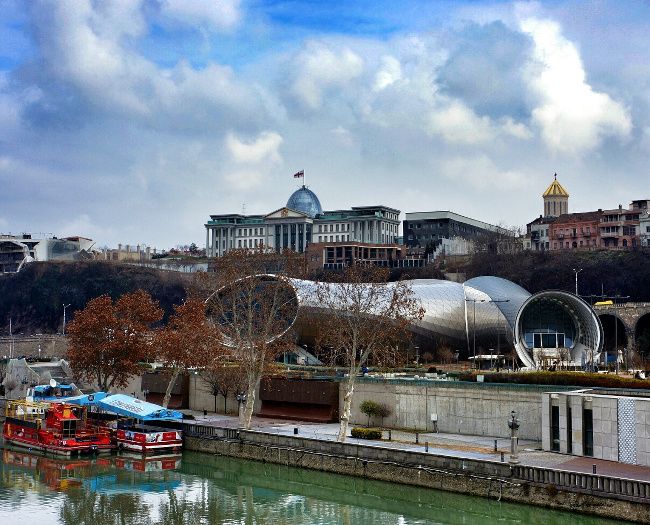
left=543, top=173, right=569, bottom=217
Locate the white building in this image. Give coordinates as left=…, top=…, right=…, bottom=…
left=0, top=234, right=95, bottom=273
left=205, top=185, right=400, bottom=257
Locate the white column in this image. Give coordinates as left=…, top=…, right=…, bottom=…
left=205, top=228, right=210, bottom=256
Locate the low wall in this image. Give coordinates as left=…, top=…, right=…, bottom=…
left=183, top=423, right=650, bottom=523
left=188, top=373, right=259, bottom=415
left=0, top=335, right=68, bottom=359
left=345, top=379, right=570, bottom=440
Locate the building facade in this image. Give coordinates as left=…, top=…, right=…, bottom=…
left=0, top=234, right=95, bottom=273
left=549, top=212, right=601, bottom=250
left=205, top=185, right=400, bottom=257
left=526, top=176, right=648, bottom=251
left=641, top=210, right=650, bottom=247
left=403, top=211, right=505, bottom=256
left=305, top=241, right=418, bottom=271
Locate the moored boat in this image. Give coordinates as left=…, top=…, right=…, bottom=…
left=3, top=400, right=113, bottom=456
left=115, top=423, right=183, bottom=454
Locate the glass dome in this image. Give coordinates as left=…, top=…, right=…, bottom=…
left=286, top=186, right=323, bottom=218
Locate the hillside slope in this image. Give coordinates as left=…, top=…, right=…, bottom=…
left=0, top=262, right=188, bottom=334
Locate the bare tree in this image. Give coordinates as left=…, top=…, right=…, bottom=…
left=558, top=347, right=570, bottom=371
left=200, top=361, right=247, bottom=414
left=312, top=264, right=423, bottom=442
left=436, top=345, right=454, bottom=365
left=205, top=248, right=301, bottom=429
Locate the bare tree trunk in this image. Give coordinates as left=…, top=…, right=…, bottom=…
left=239, top=377, right=258, bottom=429
left=223, top=393, right=227, bottom=414
left=338, top=374, right=355, bottom=442
left=162, top=368, right=181, bottom=409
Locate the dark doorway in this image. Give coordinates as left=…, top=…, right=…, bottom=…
left=583, top=408, right=593, bottom=456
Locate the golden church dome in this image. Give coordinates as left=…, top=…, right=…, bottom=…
left=543, top=174, right=569, bottom=197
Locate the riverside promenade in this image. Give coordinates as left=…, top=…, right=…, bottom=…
left=182, top=410, right=650, bottom=482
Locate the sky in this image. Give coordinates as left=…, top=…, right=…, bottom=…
left=1, top=0, right=649, bottom=249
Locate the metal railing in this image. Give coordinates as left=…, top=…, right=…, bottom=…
left=512, top=464, right=650, bottom=501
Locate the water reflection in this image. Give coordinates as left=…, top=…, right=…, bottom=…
left=0, top=447, right=625, bottom=525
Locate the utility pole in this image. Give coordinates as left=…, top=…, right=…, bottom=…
left=9, top=317, right=13, bottom=359
left=62, top=304, right=71, bottom=336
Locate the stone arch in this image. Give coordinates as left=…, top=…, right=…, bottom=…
left=597, top=313, right=629, bottom=353
left=635, top=313, right=650, bottom=358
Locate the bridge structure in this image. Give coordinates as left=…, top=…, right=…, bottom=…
left=592, top=302, right=650, bottom=355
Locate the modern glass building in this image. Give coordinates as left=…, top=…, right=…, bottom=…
left=272, top=275, right=603, bottom=369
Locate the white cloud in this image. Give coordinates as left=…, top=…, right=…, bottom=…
left=440, top=155, right=529, bottom=190
left=226, top=131, right=283, bottom=164
left=57, top=214, right=116, bottom=243
left=223, top=169, right=265, bottom=191
left=373, top=55, right=402, bottom=91
left=428, top=101, right=494, bottom=144
left=289, top=42, right=364, bottom=110
left=161, top=0, right=241, bottom=31
left=500, top=117, right=533, bottom=140
left=520, top=17, right=632, bottom=155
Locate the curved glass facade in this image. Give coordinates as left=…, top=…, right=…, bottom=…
left=514, top=291, right=603, bottom=368
left=289, top=277, right=603, bottom=369
left=286, top=187, right=323, bottom=218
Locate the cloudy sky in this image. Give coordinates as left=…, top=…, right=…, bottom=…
left=1, top=1, right=648, bottom=249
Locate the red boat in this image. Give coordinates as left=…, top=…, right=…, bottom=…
left=3, top=400, right=113, bottom=456
left=115, top=423, right=183, bottom=454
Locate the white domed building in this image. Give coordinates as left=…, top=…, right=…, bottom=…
left=205, top=180, right=400, bottom=257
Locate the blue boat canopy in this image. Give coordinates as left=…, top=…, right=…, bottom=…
left=96, top=394, right=183, bottom=421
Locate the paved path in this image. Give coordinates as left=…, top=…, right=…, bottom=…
left=183, top=410, right=650, bottom=481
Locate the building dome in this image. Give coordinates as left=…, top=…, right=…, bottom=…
left=543, top=174, right=569, bottom=197
left=286, top=186, right=323, bottom=217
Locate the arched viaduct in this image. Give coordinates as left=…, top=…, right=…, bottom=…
left=592, top=303, right=650, bottom=355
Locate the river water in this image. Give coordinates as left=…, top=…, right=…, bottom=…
left=0, top=447, right=625, bottom=525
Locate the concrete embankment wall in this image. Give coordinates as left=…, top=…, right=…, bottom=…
left=185, top=427, right=650, bottom=523
left=346, top=379, right=570, bottom=440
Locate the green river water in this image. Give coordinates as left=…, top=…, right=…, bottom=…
left=0, top=447, right=626, bottom=525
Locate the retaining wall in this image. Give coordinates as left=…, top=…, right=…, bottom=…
left=183, top=423, right=650, bottom=523
left=346, top=379, right=573, bottom=440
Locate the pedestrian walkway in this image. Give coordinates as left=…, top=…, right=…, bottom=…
left=183, top=410, right=650, bottom=481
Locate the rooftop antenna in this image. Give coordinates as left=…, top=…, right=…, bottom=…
left=242, top=202, right=246, bottom=215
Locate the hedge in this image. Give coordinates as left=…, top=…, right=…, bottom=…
left=459, top=371, right=650, bottom=390
left=351, top=427, right=382, bottom=440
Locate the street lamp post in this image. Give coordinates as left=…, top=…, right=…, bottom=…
left=236, top=392, right=247, bottom=423
left=508, top=410, right=520, bottom=464
left=62, top=304, right=71, bottom=335
left=572, top=268, right=583, bottom=296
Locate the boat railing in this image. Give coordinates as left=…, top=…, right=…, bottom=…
left=5, top=400, right=50, bottom=422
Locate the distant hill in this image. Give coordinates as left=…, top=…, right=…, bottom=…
left=462, top=250, right=650, bottom=301
left=0, top=262, right=188, bottom=334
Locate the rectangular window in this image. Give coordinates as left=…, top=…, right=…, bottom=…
left=336, top=224, right=339, bottom=232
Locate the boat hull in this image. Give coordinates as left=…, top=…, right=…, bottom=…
left=116, top=428, right=182, bottom=454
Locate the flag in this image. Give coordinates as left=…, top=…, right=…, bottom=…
left=293, top=170, right=304, bottom=178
